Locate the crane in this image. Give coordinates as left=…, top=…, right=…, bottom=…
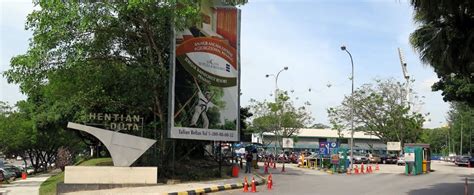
left=397, top=48, right=410, bottom=107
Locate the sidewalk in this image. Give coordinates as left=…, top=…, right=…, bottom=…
left=0, top=171, right=57, bottom=195
left=64, top=167, right=265, bottom=195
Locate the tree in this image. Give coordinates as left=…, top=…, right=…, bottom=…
left=249, top=91, right=313, bottom=150
left=327, top=79, right=425, bottom=147
left=410, top=0, right=474, bottom=106
left=3, top=1, right=248, bottom=178
left=446, top=102, right=473, bottom=155
left=419, top=127, right=448, bottom=156
left=239, top=106, right=253, bottom=142
left=310, top=123, right=330, bottom=129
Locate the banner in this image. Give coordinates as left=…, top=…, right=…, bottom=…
left=169, top=1, right=240, bottom=141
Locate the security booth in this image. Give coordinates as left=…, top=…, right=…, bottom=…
left=404, top=143, right=431, bottom=175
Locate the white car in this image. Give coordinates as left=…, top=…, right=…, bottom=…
left=397, top=156, right=405, bottom=166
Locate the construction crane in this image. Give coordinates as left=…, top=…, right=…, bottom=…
left=397, top=48, right=410, bottom=107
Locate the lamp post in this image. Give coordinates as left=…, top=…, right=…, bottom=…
left=266, top=66, right=288, bottom=154
left=341, top=45, right=354, bottom=171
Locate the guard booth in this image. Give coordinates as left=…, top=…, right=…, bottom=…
left=404, top=143, right=431, bottom=175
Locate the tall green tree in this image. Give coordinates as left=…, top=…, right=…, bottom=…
left=446, top=102, right=473, bottom=155
left=328, top=79, right=425, bottom=147
left=249, top=91, right=313, bottom=151
left=410, top=0, right=474, bottom=106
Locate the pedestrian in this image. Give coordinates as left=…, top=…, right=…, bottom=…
left=245, top=151, right=253, bottom=173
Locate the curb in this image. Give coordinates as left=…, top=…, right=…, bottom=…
left=167, top=174, right=265, bottom=195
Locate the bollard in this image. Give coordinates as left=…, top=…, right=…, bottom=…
left=465, top=177, right=468, bottom=195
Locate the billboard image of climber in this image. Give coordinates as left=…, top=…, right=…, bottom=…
left=169, top=1, right=240, bottom=141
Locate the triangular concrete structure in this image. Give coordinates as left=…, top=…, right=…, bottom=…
left=67, top=122, right=156, bottom=167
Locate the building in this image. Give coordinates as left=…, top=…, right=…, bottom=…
left=252, top=128, right=387, bottom=154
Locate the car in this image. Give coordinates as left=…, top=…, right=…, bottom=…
left=456, top=156, right=471, bottom=166
left=368, top=154, right=381, bottom=163
left=3, top=165, right=22, bottom=178
left=0, top=168, right=15, bottom=182
left=397, top=155, right=405, bottom=166
left=381, top=154, right=398, bottom=164
left=352, top=154, right=369, bottom=164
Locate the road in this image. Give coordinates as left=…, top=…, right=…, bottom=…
left=214, top=161, right=474, bottom=195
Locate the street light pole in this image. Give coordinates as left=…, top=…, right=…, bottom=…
left=266, top=66, right=288, bottom=155
left=341, top=45, right=354, bottom=171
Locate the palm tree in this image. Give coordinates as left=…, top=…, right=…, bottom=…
left=409, top=0, right=474, bottom=105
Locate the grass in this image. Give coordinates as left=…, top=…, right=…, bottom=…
left=39, top=158, right=112, bottom=195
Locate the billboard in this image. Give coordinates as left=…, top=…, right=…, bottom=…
left=169, top=1, right=240, bottom=141
left=282, top=138, right=294, bottom=148
left=387, top=142, right=401, bottom=151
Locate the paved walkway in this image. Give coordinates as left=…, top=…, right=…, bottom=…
left=66, top=166, right=264, bottom=195
left=0, top=171, right=57, bottom=195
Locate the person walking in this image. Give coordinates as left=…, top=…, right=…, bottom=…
left=245, top=151, right=253, bottom=173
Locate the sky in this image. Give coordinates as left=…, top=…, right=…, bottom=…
left=0, top=0, right=450, bottom=128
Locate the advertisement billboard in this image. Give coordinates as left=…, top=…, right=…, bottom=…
left=387, top=142, right=401, bottom=151
left=169, top=1, right=240, bottom=141
left=282, top=138, right=294, bottom=148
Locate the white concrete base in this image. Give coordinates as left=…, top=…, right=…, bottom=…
left=64, top=166, right=157, bottom=184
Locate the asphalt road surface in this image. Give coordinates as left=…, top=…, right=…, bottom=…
left=214, top=161, right=474, bottom=195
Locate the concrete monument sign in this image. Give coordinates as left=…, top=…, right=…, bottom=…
left=67, top=122, right=156, bottom=167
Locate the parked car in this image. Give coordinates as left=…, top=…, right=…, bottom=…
left=381, top=154, right=398, bottom=164
left=0, top=168, right=15, bottom=182
left=368, top=154, right=381, bottom=163
left=352, top=154, right=369, bottom=164
left=3, top=165, right=22, bottom=178
left=455, top=156, right=471, bottom=166
left=397, top=155, right=405, bottom=166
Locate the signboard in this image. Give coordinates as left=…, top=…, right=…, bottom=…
left=169, top=1, right=241, bottom=141
left=87, top=113, right=143, bottom=132
left=387, top=142, right=401, bottom=151
left=319, top=142, right=329, bottom=155
left=282, top=138, right=294, bottom=148
left=405, top=152, right=415, bottom=162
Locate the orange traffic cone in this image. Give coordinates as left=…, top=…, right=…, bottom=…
left=369, top=165, right=373, bottom=173
left=354, top=165, right=359, bottom=174
left=376, top=163, right=380, bottom=171
left=366, top=166, right=370, bottom=173
left=281, top=163, right=286, bottom=172
left=273, top=160, right=277, bottom=169
left=251, top=177, right=257, bottom=192
left=243, top=177, right=249, bottom=192
left=264, top=164, right=269, bottom=174
left=361, top=163, right=365, bottom=174
left=267, top=174, right=273, bottom=190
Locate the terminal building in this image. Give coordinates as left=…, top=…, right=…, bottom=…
left=251, top=128, right=387, bottom=154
